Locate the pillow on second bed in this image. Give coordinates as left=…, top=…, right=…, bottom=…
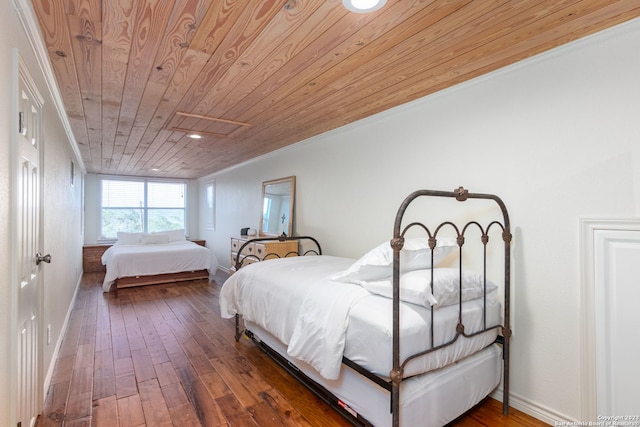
left=115, top=231, right=143, bottom=245
left=360, top=268, right=497, bottom=308
left=140, top=232, right=170, bottom=245
left=115, top=229, right=186, bottom=245
left=331, top=237, right=457, bottom=283
left=153, top=229, right=186, bottom=242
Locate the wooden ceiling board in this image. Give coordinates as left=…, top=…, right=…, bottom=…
left=67, top=12, right=102, bottom=165
left=242, top=0, right=638, bottom=154
left=218, top=0, right=452, bottom=134
left=114, top=0, right=208, bottom=175
left=101, top=0, right=135, bottom=169
left=33, top=0, right=92, bottom=162
left=182, top=0, right=340, bottom=130
left=166, top=1, right=286, bottom=133
left=29, top=0, right=640, bottom=179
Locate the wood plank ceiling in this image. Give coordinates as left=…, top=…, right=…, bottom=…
left=31, top=0, right=640, bottom=179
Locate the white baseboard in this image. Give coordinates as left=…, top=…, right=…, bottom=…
left=491, top=387, right=575, bottom=425
left=41, top=271, right=82, bottom=400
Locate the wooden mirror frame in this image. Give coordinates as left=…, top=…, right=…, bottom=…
left=259, top=176, right=295, bottom=236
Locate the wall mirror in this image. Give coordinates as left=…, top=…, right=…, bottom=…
left=260, top=176, right=295, bottom=236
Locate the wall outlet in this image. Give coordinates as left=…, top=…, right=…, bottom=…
left=47, top=324, right=51, bottom=345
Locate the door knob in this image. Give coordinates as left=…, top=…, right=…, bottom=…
left=35, top=252, right=51, bottom=265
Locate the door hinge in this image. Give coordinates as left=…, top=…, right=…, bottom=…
left=18, top=111, right=25, bottom=135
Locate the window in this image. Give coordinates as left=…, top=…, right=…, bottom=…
left=204, top=180, right=215, bottom=230
left=100, top=177, right=187, bottom=239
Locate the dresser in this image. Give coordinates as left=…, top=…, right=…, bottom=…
left=230, top=235, right=298, bottom=274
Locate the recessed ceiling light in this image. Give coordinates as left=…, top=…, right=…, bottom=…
left=151, top=168, right=160, bottom=171
left=188, top=133, right=202, bottom=139
left=342, top=0, right=386, bottom=13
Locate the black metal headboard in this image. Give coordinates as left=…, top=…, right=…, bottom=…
left=388, top=186, right=512, bottom=426
left=234, top=235, right=323, bottom=272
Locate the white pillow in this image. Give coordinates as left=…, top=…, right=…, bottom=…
left=155, top=229, right=185, bottom=242
left=331, top=237, right=456, bottom=283
left=360, top=268, right=497, bottom=309
left=115, top=231, right=142, bottom=245
left=140, top=232, right=170, bottom=245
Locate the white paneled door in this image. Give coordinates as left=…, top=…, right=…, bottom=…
left=16, top=58, right=45, bottom=427
left=594, top=227, right=640, bottom=416
left=581, top=218, right=640, bottom=420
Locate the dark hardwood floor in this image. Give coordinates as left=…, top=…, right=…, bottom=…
left=37, top=271, right=548, bottom=426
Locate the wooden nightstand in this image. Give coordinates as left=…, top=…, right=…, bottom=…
left=83, top=244, right=111, bottom=273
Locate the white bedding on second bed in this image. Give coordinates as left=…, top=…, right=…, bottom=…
left=220, top=255, right=500, bottom=380
left=101, top=241, right=217, bottom=292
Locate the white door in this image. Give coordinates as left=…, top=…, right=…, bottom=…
left=594, top=228, right=640, bottom=416
left=16, top=60, right=45, bottom=427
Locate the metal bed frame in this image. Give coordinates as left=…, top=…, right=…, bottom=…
left=388, top=187, right=512, bottom=426
left=232, top=187, right=512, bottom=427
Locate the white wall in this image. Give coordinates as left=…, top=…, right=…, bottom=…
left=0, top=1, right=84, bottom=424
left=199, top=18, right=640, bottom=423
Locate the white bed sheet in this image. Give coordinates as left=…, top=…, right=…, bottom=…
left=246, top=320, right=502, bottom=427
left=101, top=241, right=217, bottom=292
left=220, top=255, right=500, bottom=379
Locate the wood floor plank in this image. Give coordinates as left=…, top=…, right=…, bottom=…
left=38, top=270, right=549, bottom=427
left=63, top=390, right=92, bottom=423
left=63, top=416, right=91, bottom=427
left=113, top=357, right=134, bottom=378
left=111, top=334, right=131, bottom=360
left=254, top=390, right=314, bottom=427
left=167, top=402, right=203, bottom=427
left=39, top=380, right=69, bottom=425
left=57, top=308, right=85, bottom=358
left=246, top=400, right=292, bottom=427
left=49, top=355, right=75, bottom=384
left=115, top=373, right=137, bottom=400
left=92, top=395, right=118, bottom=426
left=160, top=382, right=189, bottom=409
left=131, top=348, right=157, bottom=382
left=93, top=348, right=115, bottom=400
left=155, top=361, right=180, bottom=387
left=210, top=356, right=262, bottom=408
left=116, top=394, right=146, bottom=427
left=215, top=393, right=250, bottom=424
left=138, top=378, right=173, bottom=426
left=175, top=363, right=226, bottom=426
left=200, top=370, right=231, bottom=400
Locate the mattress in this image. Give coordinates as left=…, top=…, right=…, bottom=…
left=101, top=241, right=217, bottom=291
left=246, top=320, right=502, bottom=427
left=220, top=256, right=500, bottom=379
left=346, top=290, right=500, bottom=378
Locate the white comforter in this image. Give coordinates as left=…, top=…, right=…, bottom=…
left=220, top=256, right=368, bottom=379
left=220, top=256, right=500, bottom=381
left=101, top=241, right=217, bottom=292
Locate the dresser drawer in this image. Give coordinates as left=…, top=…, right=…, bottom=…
left=231, top=253, right=258, bottom=268
left=230, top=236, right=298, bottom=274
left=255, top=241, right=298, bottom=259
left=231, top=239, right=256, bottom=256
left=230, top=238, right=241, bottom=252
